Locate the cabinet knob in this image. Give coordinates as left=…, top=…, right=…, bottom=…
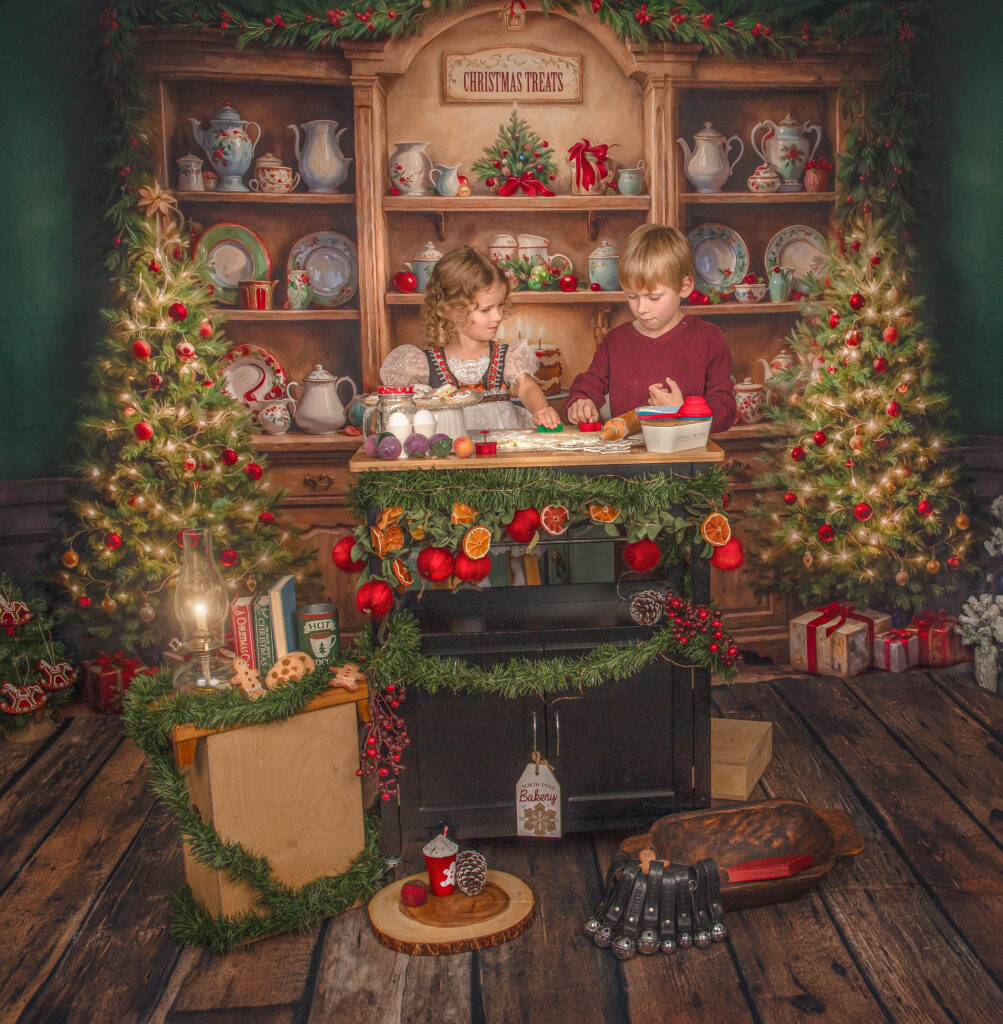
left=303, top=473, right=334, bottom=490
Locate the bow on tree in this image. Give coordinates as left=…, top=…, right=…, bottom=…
left=498, top=170, right=555, bottom=197
left=568, top=139, right=612, bottom=192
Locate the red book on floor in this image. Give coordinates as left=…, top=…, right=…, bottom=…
left=726, top=854, right=814, bottom=883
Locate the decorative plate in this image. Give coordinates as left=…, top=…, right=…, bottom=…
left=195, top=223, right=271, bottom=305
left=687, top=223, right=749, bottom=293
left=221, top=344, right=287, bottom=408
left=286, top=231, right=359, bottom=308
left=765, top=225, right=827, bottom=295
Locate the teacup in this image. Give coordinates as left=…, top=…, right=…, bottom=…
left=238, top=279, right=277, bottom=310
left=249, top=165, right=300, bottom=193
left=286, top=271, right=312, bottom=310
left=616, top=163, right=646, bottom=195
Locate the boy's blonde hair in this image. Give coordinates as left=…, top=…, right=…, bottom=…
left=422, top=246, right=510, bottom=348
left=617, top=223, right=694, bottom=292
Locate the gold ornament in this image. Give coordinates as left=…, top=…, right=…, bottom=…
left=802, top=551, right=814, bottom=568
left=955, top=513, right=970, bottom=530
left=457, top=182, right=472, bottom=197
left=138, top=604, right=156, bottom=622
left=926, top=559, right=940, bottom=575
left=849, top=435, right=864, bottom=451
left=61, top=550, right=79, bottom=568
left=895, top=569, right=909, bottom=586
left=246, top=575, right=258, bottom=592
left=885, top=286, right=901, bottom=304
left=789, top=393, right=801, bottom=407
left=101, top=596, right=117, bottom=613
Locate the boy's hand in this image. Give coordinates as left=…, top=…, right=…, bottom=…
left=567, top=398, right=599, bottom=424
left=532, top=405, right=560, bottom=429
left=649, top=377, right=683, bottom=406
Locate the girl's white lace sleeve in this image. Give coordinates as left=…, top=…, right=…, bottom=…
left=379, top=344, right=430, bottom=386
left=503, top=337, right=540, bottom=388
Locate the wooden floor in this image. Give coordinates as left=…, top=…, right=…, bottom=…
left=2, top=664, right=1002, bottom=1024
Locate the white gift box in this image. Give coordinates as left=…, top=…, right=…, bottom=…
left=790, top=604, right=891, bottom=676
left=873, top=629, right=920, bottom=673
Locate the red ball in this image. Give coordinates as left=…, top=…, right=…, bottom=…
left=882, top=325, right=898, bottom=344
left=710, top=536, right=744, bottom=571
left=558, top=274, right=578, bottom=292
left=505, top=507, right=540, bottom=543
left=220, top=547, right=238, bottom=567
left=453, top=551, right=492, bottom=582
left=818, top=524, right=835, bottom=542
left=146, top=372, right=163, bottom=390
left=917, top=499, right=933, bottom=517
left=105, top=532, right=122, bottom=550
left=849, top=292, right=865, bottom=310
left=356, top=580, right=394, bottom=617
left=947, top=555, right=961, bottom=570
left=77, top=596, right=92, bottom=608
left=870, top=255, right=881, bottom=265
left=623, top=538, right=661, bottom=572
left=148, top=260, right=160, bottom=273
left=393, top=271, right=418, bottom=293
left=332, top=535, right=365, bottom=573
left=854, top=502, right=873, bottom=521
left=133, top=421, right=153, bottom=441
left=221, top=448, right=238, bottom=465
left=845, top=329, right=862, bottom=347
left=783, top=491, right=797, bottom=505
left=886, top=400, right=901, bottom=418
left=132, top=339, right=151, bottom=358
left=259, top=510, right=275, bottom=524
left=698, top=293, right=711, bottom=305
left=828, top=313, right=840, bottom=328
left=590, top=282, right=602, bottom=291
left=416, top=546, right=455, bottom=581
left=199, top=320, right=213, bottom=338
left=175, top=340, right=195, bottom=361
left=791, top=445, right=806, bottom=462
left=813, top=430, right=827, bottom=446
left=168, top=302, right=188, bottom=322
left=873, top=356, right=888, bottom=372
left=245, top=462, right=263, bottom=480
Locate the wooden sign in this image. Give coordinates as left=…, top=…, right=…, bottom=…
left=515, top=760, right=562, bottom=838
left=443, top=47, right=582, bottom=103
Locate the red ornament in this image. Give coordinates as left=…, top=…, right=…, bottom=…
left=791, top=445, right=806, bottom=462
left=845, top=329, right=862, bottom=347
left=453, top=552, right=492, bottom=582
left=917, top=499, right=933, bottom=517
left=882, top=325, right=898, bottom=344
left=173, top=245, right=184, bottom=260
left=851, top=240, right=861, bottom=251
left=699, top=293, right=711, bottom=305
left=182, top=455, right=197, bottom=472
left=710, top=536, right=744, bottom=571
left=947, top=555, right=961, bottom=570
left=870, top=254, right=881, bottom=265
left=828, top=313, right=840, bottom=328
left=485, top=177, right=495, bottom=188
left=355, top=580, right=395, bottom=617
left=146, top=372, right=164, bottom=390
left=623, top=538, right=661, bottom=572
left=259, top=510, right=275, bottom=524
left=818, top=524, right=836, bottom=542
left=505, top=507, right=540, bottom=543
left=849, top=292, right=865, bottom=310
left=175, top=340, right=195, bottom=361
left=783, top=491, right=797, bottom=505
left=133, top=421, right=153, bottom=441
left=332, top=535, right=366, bottom=573
left=220, top=548, right=238, bottom=567
left=245, top=462, right=263, bottom=480
left=558, top=274, right=578, bottom=292
left=77, top=596, right=92, bottom=608
left=168, top=302, right=188, bottom=322
left=590, top=282, right=602, bottom=292
left=148, top=260, right=160, bottom=273
left=132, top=339, right=151, bottom=358
left=813, top=430, right=827, bottom=446
left=873, top=356, right=888, bottom=372
left=394, top=271, right=418, bottom=293
left=416, top=546, right=455, bottom=582
left=221, top=448, right=238, bottom=465
left=886, top=400, right=901, bottom=418
left=199, top=320, right=213, bottom=338
left=854, top=502, right=873, bottom=521
left=104, top=532, right=122, bottom=550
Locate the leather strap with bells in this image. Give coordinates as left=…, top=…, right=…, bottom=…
left=612, top=868, right=649, bottom=960
left=658, top=863, right=677, bottom=955
left=585, top=851, right=628, bottom=941
left=595, top=863, right=639, bottom=949
left=637, top=860, right=663, bottom=956
left=673, top=865, right=694, bottom=949
left=691, top=860, right=713, bottom=948
left=701, top=857, right=728, bottom=942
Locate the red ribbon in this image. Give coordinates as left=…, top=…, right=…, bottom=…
left=506, top=0, right=526, bottom=21
left=567, top=139, right=610, bottom=192
left=497, top=171, right=555, bottom=197
left=911, top=609, right=955, bottom=664
left=95, top=649, right=139, bottom=675
left=804, top=602, right=880, bottom=673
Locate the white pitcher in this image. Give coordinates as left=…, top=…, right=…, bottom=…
left=286, top=365, right=357, bottom=433
left=288, top=120, right=352, bottom=194
left=389, top=142, right=433, bottom=195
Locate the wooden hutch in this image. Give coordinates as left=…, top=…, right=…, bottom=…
left=139, top=4, right=879, bottom=660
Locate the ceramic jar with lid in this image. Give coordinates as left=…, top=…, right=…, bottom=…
left=747, top=163, right=781, bottom=193
left=588, top=239, right=620, bottom=292
left=733, top=378, right=765, bottom=424
left=403, top=240, right=444, bottom=292
left=377, top=385, right=417, bottom=459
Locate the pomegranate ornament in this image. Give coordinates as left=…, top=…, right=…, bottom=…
left=623, top=538, right=661, bottom=572
left=505, top=507, right=541, bottom=543
left=416, top=546, right=455, bottom=581
left=332, top=535, right=366, bottom=573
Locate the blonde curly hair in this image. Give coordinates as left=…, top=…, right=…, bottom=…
left=421, top=246, right=510, bottom=348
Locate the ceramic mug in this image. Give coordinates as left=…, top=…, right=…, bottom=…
left=286, top=270, right=312, bottom=310
left=489, top=233, right=518, bottom=263
left=249, top=165, right=300, bottom=193
left=238, top=279, right=277, bottom=310
left=616, top=162, right=646, bottom=195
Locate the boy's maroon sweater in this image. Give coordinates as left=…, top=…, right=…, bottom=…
left=566, top=316, right=737, bottom=434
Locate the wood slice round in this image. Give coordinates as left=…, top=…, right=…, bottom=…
left=368, top=869, right=535, bottom=955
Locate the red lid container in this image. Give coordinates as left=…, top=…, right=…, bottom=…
left=676, top=395, right=712, bottom=418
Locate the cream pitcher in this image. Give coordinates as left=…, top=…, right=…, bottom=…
left=286, top=365, right=358, bottom=433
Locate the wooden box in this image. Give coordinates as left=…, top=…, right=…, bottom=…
left=175, top=690, right=367, bottom=917
left=711, top=718, right=773, bottom=802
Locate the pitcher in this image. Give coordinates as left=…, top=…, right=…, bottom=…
left=288, top=120, right=352, bottom=194
left=430, top=163, right=462, bottom=197
left=389, top=142, right=433, bottom=195
left=190, top=102, right=260, bottom=192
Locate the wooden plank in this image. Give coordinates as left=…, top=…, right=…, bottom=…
left=927, top=666, right=1003, bottom=741
left=714, top=679, right=1003, bottom=1023
left=0, top=731, right=157, bottom=1020
left=16, top=801, right=185, bottom=1023
left=0, top=717, right=64, bottom=792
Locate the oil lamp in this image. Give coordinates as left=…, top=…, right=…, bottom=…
left=173, top=528, right=230, bottom=691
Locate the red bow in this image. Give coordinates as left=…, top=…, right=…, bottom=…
left=911, top=608, right=950, bottom=634
left=506, top=0, right=526, bottom=21
left=567, top=139, right=610, bottom=192
left=805, top=602, right=879, bottom=674
left=96, top=650, right=138, bottom=672
left=882, top=628, right=914, bottom=652
left=497, top=171, right=555, bottom=197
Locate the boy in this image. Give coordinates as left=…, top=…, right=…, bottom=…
left=565, top=223, right=737, bottom=435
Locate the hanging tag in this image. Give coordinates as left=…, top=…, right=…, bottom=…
left=516, top=753, right=562, bottom=838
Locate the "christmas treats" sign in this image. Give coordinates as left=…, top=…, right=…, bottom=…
left=443, top=48, right=582, bottom=103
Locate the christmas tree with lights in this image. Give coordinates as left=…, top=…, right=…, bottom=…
left=52, top=186, right=311, bottom=654
left=472, top=103, right=558, bottom=195
left=748, top=218, right=975, bottom=612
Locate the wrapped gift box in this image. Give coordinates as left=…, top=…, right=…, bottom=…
left=80, top=650, right=151, bottom=714
left=874, top=629, right=920, bottom=673
left=911, top=611, right=970, bottom=667
left=790, top=604, right=892, bottom=677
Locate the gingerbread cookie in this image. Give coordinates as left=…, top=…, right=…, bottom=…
left=229, top=656, right=265, bottom=700
left=329, top=661, right=367, bottom=692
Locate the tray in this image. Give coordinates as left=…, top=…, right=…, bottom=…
left=619, top=799, right=863, bottom=910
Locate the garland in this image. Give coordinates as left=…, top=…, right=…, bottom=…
left=122, top=669, right=385, bottom=953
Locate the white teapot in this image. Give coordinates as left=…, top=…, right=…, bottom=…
left=677, top=122, right=744, bottom=193
left=286, top=365, right=357, bottom=433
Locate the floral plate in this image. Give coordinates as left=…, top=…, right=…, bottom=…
left=765, top=225, right=826, bottom=295
left=286, top=231, right=359, bottom=308
left=195, top=223, right=271, bottom=305
left=687, top=223, right=749, bottom=293
left=221, top=344, right=287, bottom=408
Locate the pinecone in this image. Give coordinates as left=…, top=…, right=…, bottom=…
left=629, top=589, right=665, bottom=626
left=456, top=849, right=487, bottom=896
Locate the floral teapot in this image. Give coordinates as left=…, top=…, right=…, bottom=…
left=750, top=113, right=821, bottom=191
left=733, top=377, right=765, bottom=424
left=677, top=122, right=744, bottom=193
left=190, top=102, right=261, bottom=192
left=759, top=348, right=795, bottom=383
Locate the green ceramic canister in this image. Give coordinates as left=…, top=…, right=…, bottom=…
left=296, top=603, right=340, bottom=666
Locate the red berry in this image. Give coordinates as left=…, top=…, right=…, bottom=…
left=743, top=273, right=757, bottom=284
left=259, top=510, right=275, bottom=523
left=870, top=255, right=881, bottom=265
left=148, top=261, right=160, bottom=273
left=709, top=642, right=719, bottom=653
left=947, top=555, right=961, bottom=570
left=590, top=282, right=602, bottom=291
left=77, top=596, right=92, bottom=608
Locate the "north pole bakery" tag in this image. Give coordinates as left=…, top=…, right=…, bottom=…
left=516, top=758, right=562, bottom=839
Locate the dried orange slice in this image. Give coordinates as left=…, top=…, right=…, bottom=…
left=370, top=526, right=387, bottom=558
left=588, top=503, right=620, bottom=524
left=450, top=502, right=477, bottom=525
left=408, top=522, right=426, bottom=541
left=384, top=525, right=405, bottom=553
left=540, top=504, right=570, bottom=536
left=462, top=525, right=492, bottom=560
left=391, top=557, right=414, bottom=587
left=700, top=511, right=732, bottom=547
left=376, top=505, right=404, bottom=531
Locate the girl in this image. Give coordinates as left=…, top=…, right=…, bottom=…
left=380, top=246, right=560, bottom=431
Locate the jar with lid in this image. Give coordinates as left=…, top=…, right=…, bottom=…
left=377, top=385, right=416, bottom=459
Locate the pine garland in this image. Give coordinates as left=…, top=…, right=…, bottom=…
left=122, top=669, right=385, bottom=952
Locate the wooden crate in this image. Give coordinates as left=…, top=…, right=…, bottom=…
left=173, top=689, right=368, bottom=917
left=711, top=718, right=772, bottom=802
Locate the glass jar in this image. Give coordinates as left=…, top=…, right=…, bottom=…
left=378, top=385, right=416, bottom=458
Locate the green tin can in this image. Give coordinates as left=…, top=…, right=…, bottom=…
left=295, top=603, right=340, bottom=667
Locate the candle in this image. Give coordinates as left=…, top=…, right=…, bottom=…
left=516, top=317, right=523, bottom=338
left=537, top=325, right=544, bottom=343
left=192, top=601, right=208, bottom=633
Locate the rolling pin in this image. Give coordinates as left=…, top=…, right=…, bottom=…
left=600, top=409, right=641, bottom=440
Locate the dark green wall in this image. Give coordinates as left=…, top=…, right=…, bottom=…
left=0, top=2, right=999, bottom=482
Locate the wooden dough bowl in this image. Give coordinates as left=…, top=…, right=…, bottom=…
left=620, top=799, right=864, bottom=911
left=369, top=869, right=535, bottom=955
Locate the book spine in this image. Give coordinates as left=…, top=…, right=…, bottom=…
left=230, top=599, right=256, bottom=670
left=254, top=596, right=276, bottom=676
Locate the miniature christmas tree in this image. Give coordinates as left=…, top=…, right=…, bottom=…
left=748, top=218, right=975, bottom=612
left=51, top=186, right=312, bottom=654
left=0, top=574, right=77, bottom=738
left=472, top=103, right=557, bottom=195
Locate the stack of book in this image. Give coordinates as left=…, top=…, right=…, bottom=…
left=229, top=576, right=298, bottom=676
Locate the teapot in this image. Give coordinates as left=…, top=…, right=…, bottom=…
left=286, top=365, right=358, bottom=434
left=750, top=113, right=822, bottom=191
left=403, top=240, right=444, bottom=292
left=190, top=102, right=260, bottom=192
left=517, top=234, right=572, bottom=275
left=759, top=348, right=795, bottom=383
left=677, top=122, right=744, bottom=193
left=733, top=378, right=765, bottom=424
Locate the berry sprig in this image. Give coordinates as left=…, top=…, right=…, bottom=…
left=356, top=683, right=409, bottom=800
left=663, top=591, right=741, bottom=668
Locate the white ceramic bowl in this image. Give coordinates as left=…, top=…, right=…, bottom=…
left=733, top=282, right=767, bottom=302
left=640, top=416, right=713, bottom=453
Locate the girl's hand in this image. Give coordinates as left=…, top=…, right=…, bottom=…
left=532, top=405, right=560, bottom=429
left=567, top=398, right=599, bottom=424
left=649, top=377, right=683, bottom=406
